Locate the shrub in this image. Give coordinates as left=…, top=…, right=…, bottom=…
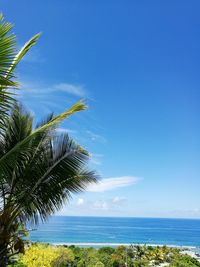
left=169, top=255, right=200, bottom=267
left=20, top=244, right=74, bottom=267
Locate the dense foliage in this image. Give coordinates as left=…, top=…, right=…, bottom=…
left=9, top=244, right=200, bottom=267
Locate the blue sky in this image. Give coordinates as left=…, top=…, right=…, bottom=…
left=2, top=0, right=200, bottom=218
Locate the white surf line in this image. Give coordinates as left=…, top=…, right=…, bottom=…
left=50, top=242, right=197, bottom=249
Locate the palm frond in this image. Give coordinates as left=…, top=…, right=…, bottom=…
left=6, top=33, right=41, bottom=77
left=13, top=135, right=97, bottom=224
left=0, top=14, right=40, bottom=123
left=0, top=14, right=16, bottom=85
left=0, top=101, right=87, bottom=195
left=0, top=103, right=98, bottom=226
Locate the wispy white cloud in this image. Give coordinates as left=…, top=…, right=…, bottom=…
left=20, top=81, right=86, bottom=98
left=91, top=197, right=127, bottom=211
left=54, top=83, right=86, bottom=97
left=112, top=196, right=127, bottom=204
left=92, top=200, right=108, bottom=210
left=87, top=176, right=141, bottom=192
left=57, top=195, right=128, bottom=215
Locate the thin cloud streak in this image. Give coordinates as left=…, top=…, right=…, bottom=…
left=55, top=83, right=86, bottom=97
left=87, top=176, right=141, bottom=192
left=20, top=81, right=86, bottom=97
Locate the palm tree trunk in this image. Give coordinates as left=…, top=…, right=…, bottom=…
left=0, top=258, right=7, bottom=267
left=0, top=244, right=8, bottom=267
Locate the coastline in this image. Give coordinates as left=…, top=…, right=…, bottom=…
left=22, top=241, right=200, bottom=266
left=50, top=242, right=197, bottom=249
left=34, top=242, right=200, bottom=261
left=46, top=242, right=200, bottom=261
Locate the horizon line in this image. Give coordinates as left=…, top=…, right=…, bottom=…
left=53, top=215, right=200, bottom=220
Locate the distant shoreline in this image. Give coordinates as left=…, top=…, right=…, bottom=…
left=54, top=215, right=200, bottom=220
left=50, top=242, right=197, bottom=249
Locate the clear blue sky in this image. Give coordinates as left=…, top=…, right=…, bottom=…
left=2, top=0, right=200, bottom=218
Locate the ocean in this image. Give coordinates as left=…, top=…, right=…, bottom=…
left=29, top=216, right=200, bottom=247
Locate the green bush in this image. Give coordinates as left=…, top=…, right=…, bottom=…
left=169, top=255, right=200, bottom=267
left=12, top=244, right=200, bottom=267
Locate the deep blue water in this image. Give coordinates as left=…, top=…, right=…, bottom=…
left=29, top=216, right=200, bottom=247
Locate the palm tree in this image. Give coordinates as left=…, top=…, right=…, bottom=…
left=0, top=103, right=98, bottom=266
left=0, top=14, right=98, bottom=266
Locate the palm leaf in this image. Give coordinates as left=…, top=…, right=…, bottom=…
left=0, top=100, right=87, bottom=184
left=0, top=103, right=97, bottom=226
left=0, top=14, right=16, bottom=83
left=0, top=14, right=40, bottom=123
left=6, top=33, right=41, bottom=77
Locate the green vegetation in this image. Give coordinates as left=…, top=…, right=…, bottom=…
left=170, top=255, right=200, bottom=267
left=0, top=15, right=98, bottom=266
left=9, top=244, right=200, bottom=267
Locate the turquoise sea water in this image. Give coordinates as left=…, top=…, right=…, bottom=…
left=29, top=216, right=200, bottom=247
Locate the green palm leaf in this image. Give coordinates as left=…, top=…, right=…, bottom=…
left=0, top=14, right=40, bottom=123
left=0, top=100, right=87, bottom=176
left=5, top=33, right=41, bottom=78
left=0, top=103, right=97, bottom=226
